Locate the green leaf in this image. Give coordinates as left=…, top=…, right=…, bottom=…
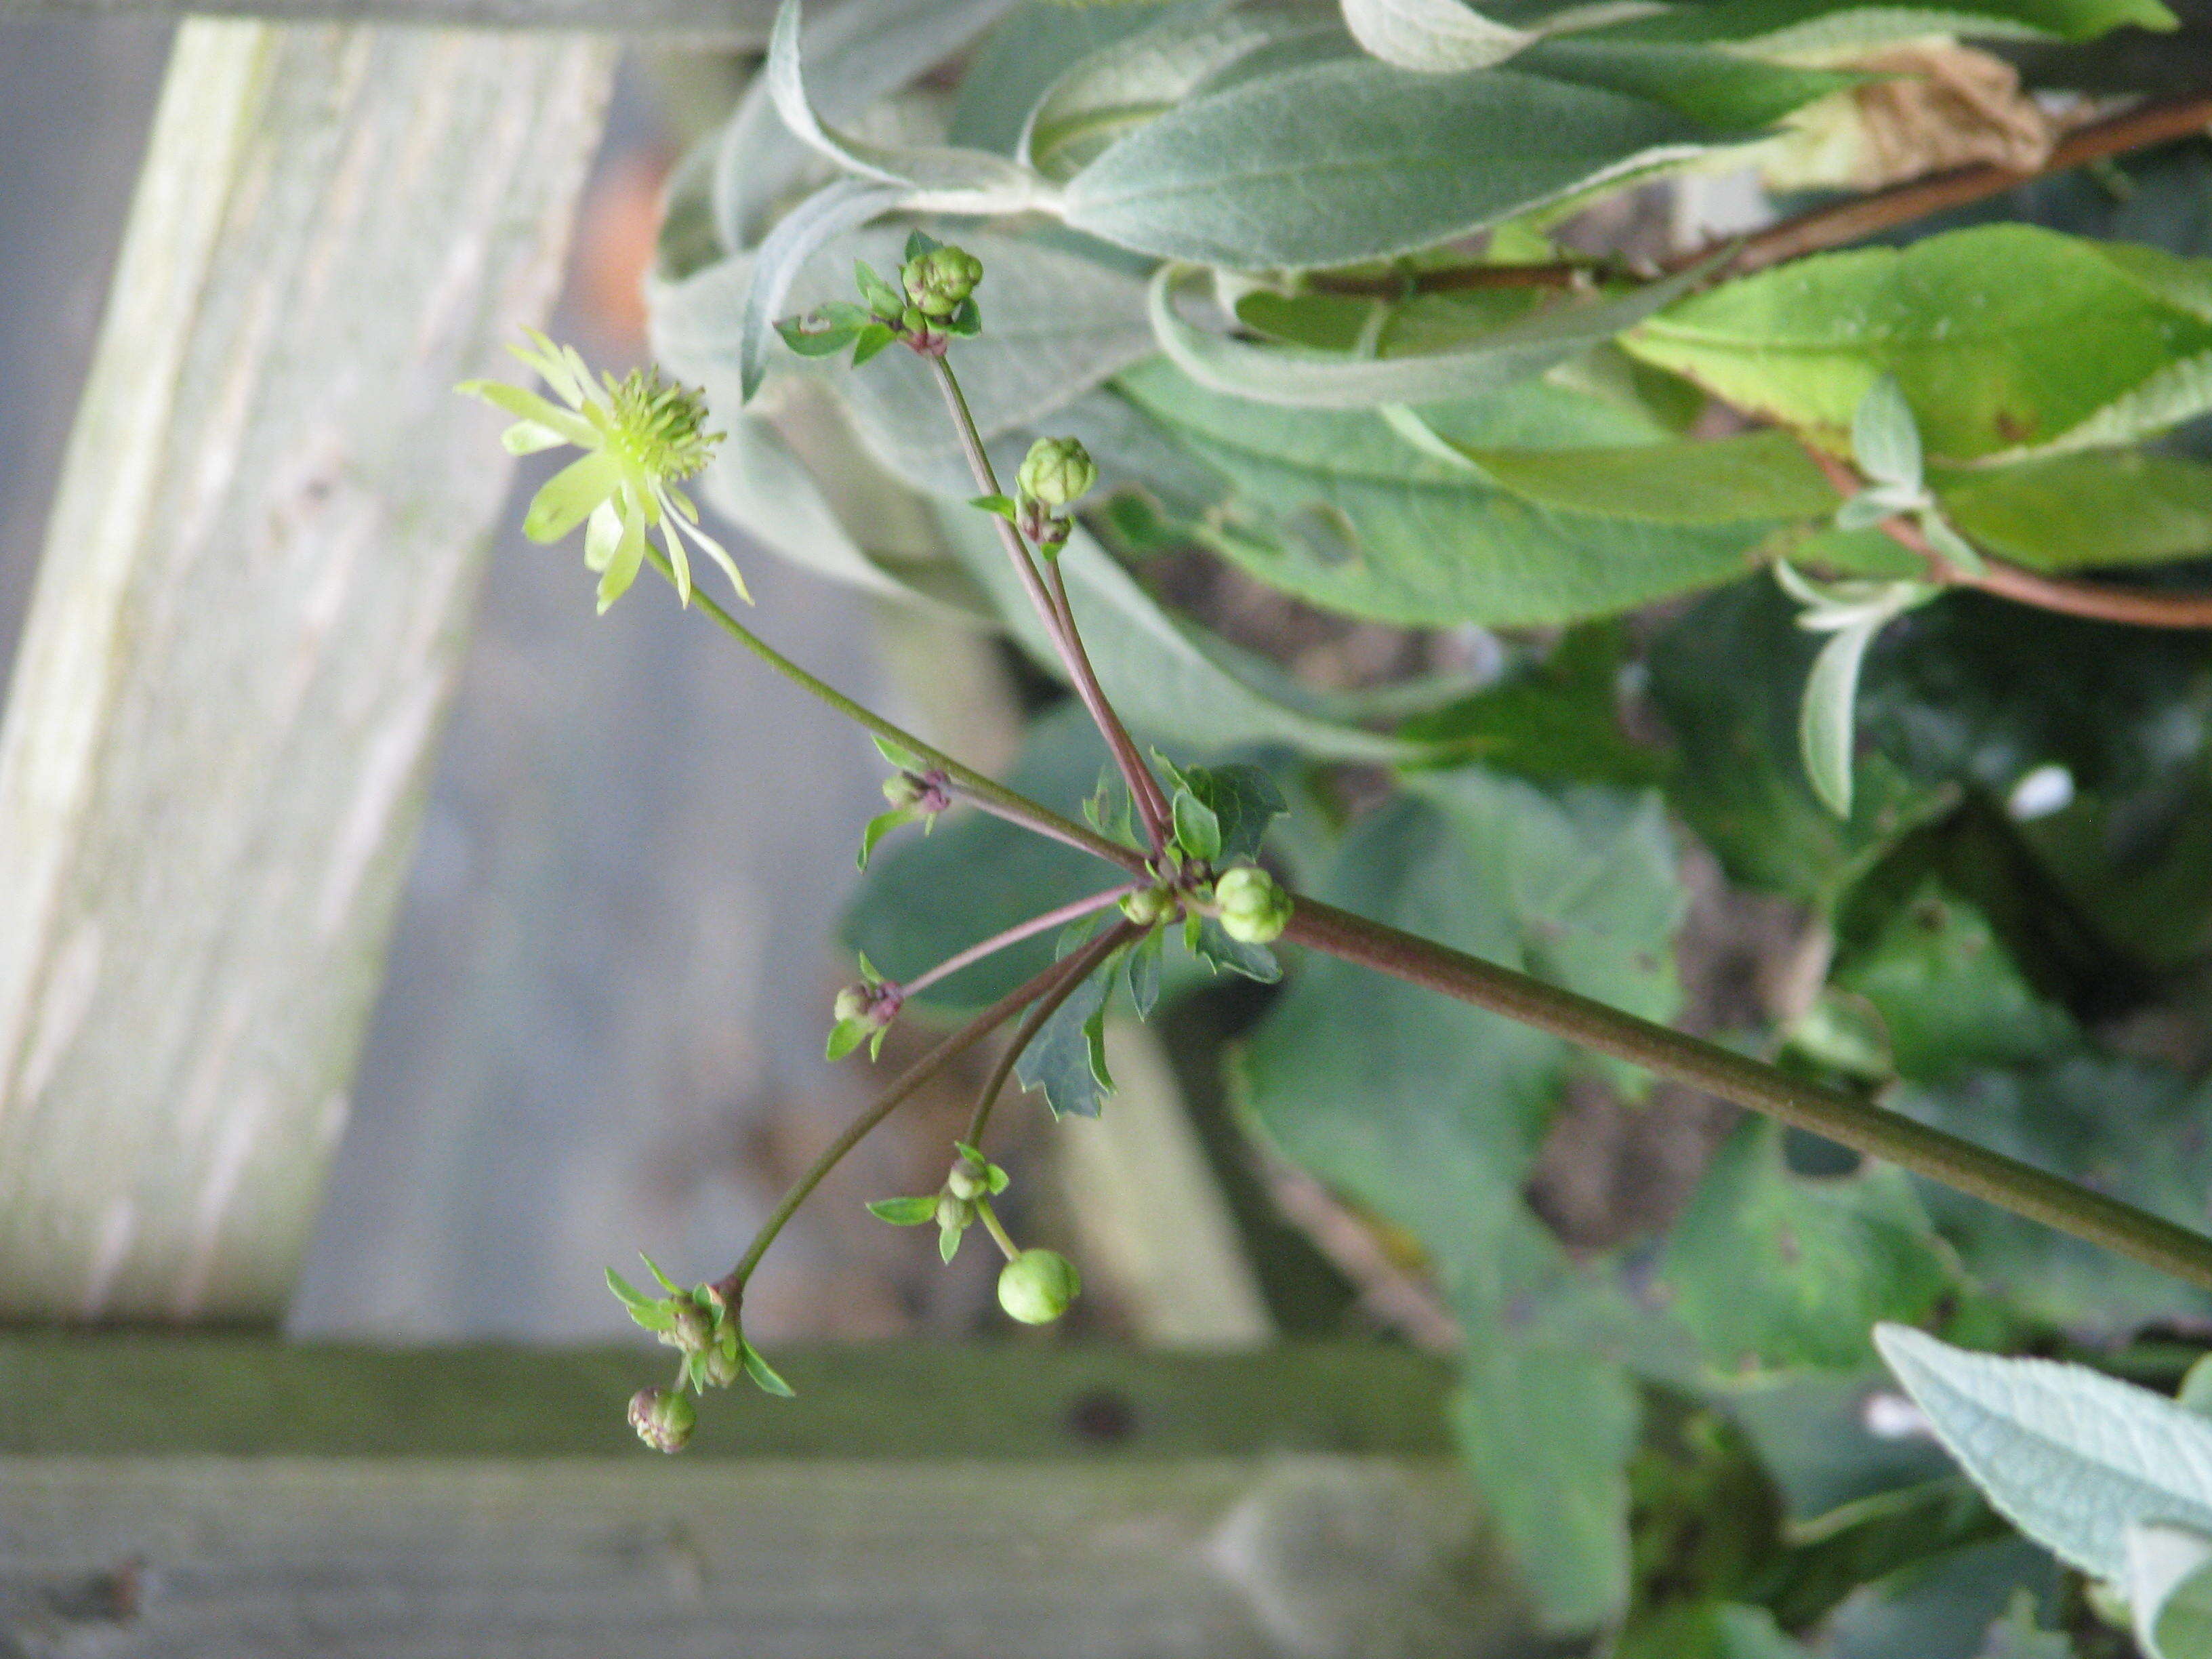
left=825, top=1015, right=876, bottom=1062
left=1452, top=1340, right=1639, bottom=1631
left=1460, top=429, right=1838, bottom=525
left=1238, top=771, right=1683, bottom=1308
left=1875, top=1324, right=2212, bottom=1582
left=1022, top=5, right=1316, bottom=180
left=867, top=1195, right=939, bottom=1225
left=1504, top=37, right=1858, bottom=131
left=1799, top=610, right=1884, bottom=819
left=1850, top=375, right=1924, bottom=493
left=848, top=322, right=899, bottom=365
left=1830, top=883, right=2078, bottom=1084
left=1340, top=0, right=1531, bottom=71
left=854, top=258, right=905, bottom=316
left=1187, top=916, right=1280, bottom=983
left=1125, top=928, right=1164, bottom=1018
left=1170, top=760, right=1286, bottom=860
left=1657, top=1122, right=1951, bottom=1374
left=740, top=178, right=910, bottom=400
left=1615, top=1601, right=1816, bottom=1659
left=856, top=807, right=911, bottom=871
left=872, top=734, right=924, bottom=770
left=1891, top=1059, right=2212, bottom=1338
left=2129, top=1525, right=2212, bottom=1659
left=640, top=1253, right=685, bottom=1296
left=1626, top=226, right=2212, bottom=464
left=1149, top=257, right=1717, bottom=410
left=949, top=0, right=1172, bottom=157
left=1061, top=54, right=1713, bottom=269
left=1397, top=623, right=1666, bottom=784
left=741, top=1342, right=798, bottom=1399
left=939, top=506, right=1439, bottom=753
left=1015, top=954, right=1116, bottom=1118
left=939, top=1223, right=964, bottom=1263
left=605, top=1269, right=677, bottom=1332
left=1110, top=362, right=1774, bottom=627
left=1938, top=449, right=2212, bottom=573
left=1170, top=787, right=1222, bottom=861
left=968, top=493, right=1019, bottom=520
left=765, top=0, right=1054, bottom=216
left=1605, top=0, right=2170, bottom=51
left=1646, top=583, right=1957, bottom=905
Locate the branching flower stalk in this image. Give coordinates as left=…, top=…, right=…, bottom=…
left=473, top=231, right=2212, bottom=1453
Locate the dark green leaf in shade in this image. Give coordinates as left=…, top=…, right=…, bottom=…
left=1655, top=1122, right=1952, bottom=1374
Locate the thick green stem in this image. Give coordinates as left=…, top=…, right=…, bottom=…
left=1283, top=896, right=2212, bottom=1294
left=725, top=947, right=1072, bottom=1288
left=642, top=541, right=1142, bottom=875
left=962, top=921, right=1137, bottom=1148
left=975, top=1197, right=1023, bottom=1263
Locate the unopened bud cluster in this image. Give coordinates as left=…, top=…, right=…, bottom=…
left=1015, top=437, right=1098, bottom=550
left=1214, top=865, right=1292, bottom=944
left=628, top=1387, right=697, bottom=1454
left=882, top=768, right=951, bottom=817
left=902, top=246, right=983, bottom=319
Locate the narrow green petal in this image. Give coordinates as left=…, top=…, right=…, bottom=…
left=508, top=329, right=588, bottom=407
left=670, top=501, right=752, bottom=606
left=584, top=501, right=622, bottom=573
left=523, top=451, right=621, bottom=544
left=596, top=504, right=648, bottom=613
left=501, top=421, right=568, bottom=456
left=663, top=520, right=693, bottom=608
left=460, top=380, right=596, bottom=446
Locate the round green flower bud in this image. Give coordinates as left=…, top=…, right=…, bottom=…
left=998, top=1248, right=1081, bottom=1325
left=662, top=1293, right=714, bottom=1355
left=901, top=245, right=983, bottom=319
left=1214, top=865, right=1292, bottom=945
left=946, top=1155, right=990, bottom=1203
left=628, top=1387, right=697, bottom=1454
left=1120, top=886, right=1174, bottom=927
left=1017, top=437, right=1098, bottom=510
left=937, top=1191, right=974, bottom=1233
left=697, top=1342, right=743, bottom=1389
left=833, top=984, right=872, bottom=1025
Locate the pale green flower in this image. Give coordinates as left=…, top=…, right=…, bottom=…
left=461, top=330, right=745, bottom=614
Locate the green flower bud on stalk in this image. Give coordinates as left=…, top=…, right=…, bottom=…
left=901, top=245, right=984, bottom=319
left=998, top=1248, right=1082, bottom=1325
left=696, top=1341, right=743, bottom=1389
left=1017, top=437, right=1098, bottom=511
left=628, top=1387, right=697, bottom=1454
left=947, top=1153, right=991, bottom=1203
left=937, top=1191, right=975, bottom=1233
left=882, top=769, right=951, bottom=816
left=663, top=1294, right=714, bottom=1355
left=1214, top=865, right=1292, bottom=945
left=1120, top=886, right=1175, bottom=927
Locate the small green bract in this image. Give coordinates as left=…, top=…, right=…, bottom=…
left=460, top=329, right=744, bottom=614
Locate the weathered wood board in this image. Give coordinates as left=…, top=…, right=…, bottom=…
left=0, top=26, right=616, bottom=1321
left=0, top=1338, right=1534, bottom=1659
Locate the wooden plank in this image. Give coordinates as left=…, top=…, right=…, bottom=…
left=0, top=24, right=616, bottom=1321
left=0, top=1336, right=1454, bottom=1458
left=0, top=0, right=775, bottom=39
left=0, top=1338, right=1525, bottom=1658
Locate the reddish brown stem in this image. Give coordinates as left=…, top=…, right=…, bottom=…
left=1801, top=438, right=2212, bottom=630
left=1307, top=93, right=2212, bottom=300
